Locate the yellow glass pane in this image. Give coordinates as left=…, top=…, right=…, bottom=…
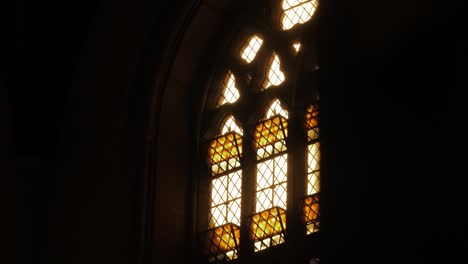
left=303, top=195, right=320, bottom=234
left=281, top=0, right=318, bottom=30
left=217, top=71, right=240, bottom=107
left=240, top=35, right=264, bottom=63
left=248, top=207, right=286, bottom=252
left=204, top=224, right=240, bottom=261
left=220, top=115, right=243, bottom=136
left=293, top=42, right=302, bottom=54
left=208, top=133, right=242, bottom=175
left=263, top=53, right=285, bottom=90
left=306, top=104, right=319, bottom=129
left=210, top=171, right=242, bottom=227
left=256, top=154, right=288, bottom=212
left=255, top=116, right=288, bottom=159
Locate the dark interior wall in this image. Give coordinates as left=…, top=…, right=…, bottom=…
left=320, top=1, right=465, bottom=263
left=7, top=0, right=465, bottom=264
left=10, top=1, right=193, bottom=264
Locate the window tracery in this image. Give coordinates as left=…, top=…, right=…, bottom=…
left=200, top=1, right=320, bottom=262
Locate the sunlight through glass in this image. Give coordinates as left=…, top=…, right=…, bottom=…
left=221, top=116, right=243, bottom=135
left=263, top=53, right=285, bottom=90
left=307, top=143, right=320, bottom=195
left=240, top=35, right=264, bottom=63
left=204, top=224, right=240, bottom=262
left=210, top=171, right=242, bottom=227
left=218, top=71, right=240, bottom=107
left=304, top=195, right=320, bottom=234
left=281, top=0, right=318, bottom=30
left=208, top=133, right=242, bottom=175
left=248, top=207, right=286, bottom=252
left=293, top=42, right=302, bottom=54
left=256, top=154, right=288, bottom=212
left=266, top=99, right=288, bottom=119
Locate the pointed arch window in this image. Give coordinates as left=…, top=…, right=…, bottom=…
left=199, top=1, right=320, bottom=262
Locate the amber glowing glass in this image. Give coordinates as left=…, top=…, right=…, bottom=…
left=255, top=116, right=288, bottom=160
left=203, top=223, right=240, bottom=262
left=247, top=207, right=286, bottom=252
left=208, top=133, right=242, bottom=175
left=281, top=0, right=318, bottom=30
left=306, top=104, right=319, bottom=141
left=303, top=194, right=320, bottom=234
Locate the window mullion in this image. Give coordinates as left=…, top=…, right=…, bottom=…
left=285, top=102, right=308, bottom=252
left=238, top=123, right=256, bottom=258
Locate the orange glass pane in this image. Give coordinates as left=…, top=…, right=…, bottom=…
left=281, top=0, right=318, bottom=30
left=263, top=53, right=285, bottom=90
left=217, top=71, right=240, bottom=107
left=303, top=194, right=320, bottom=234
left=255, top=116, right=288, bottom=160
left=208, top=133, right=243, bottom=175
left=240, top=35, right=264, bottom=63
left=306, top=104, right=319, bottom=141
left=306, top=104, right=319, bottom=129
left=247, top=207, right=286, bottom=252
left=203, top=223, right=240, bottom=262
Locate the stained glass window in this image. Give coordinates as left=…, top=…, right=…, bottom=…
left=201, top=1, right=320, bottom=261
left=204, top=116, right=243, bottom=261
left=305, top=104, right=320, bottom=234
left=248, top=100, right=289, bottom=251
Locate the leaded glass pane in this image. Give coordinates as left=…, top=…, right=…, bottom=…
left=281, top=0, right=318, bottom=30
left=256, top=154, right=288, bottom=212
left=217, top=71, right=240, bottom=107
left=240, top=35, right=264, bottom=63
left=209, top=170, right=242, bottom=227
left=263, top=53, right=285, bottom=90
left=246, top=207, right=287, bottom=252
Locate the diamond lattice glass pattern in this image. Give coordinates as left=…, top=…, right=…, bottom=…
left=255, top=116, right=288, bottom=160
left=306, top=104, right=319, bottom=141
left=208, top=133, right=243, bottom=175
left=303, top=194, right=319, bottom=234
left=247, top=207, right=286, bottom=252
left=281, top=0, right=318, bottom=30
left=217, top=71, right=240, bottom=107
left=307, top=143, right=320, bottom=195
left=256, top=154, right=288, bottom=212
left=203, top=223, right=240, bottom=263
left=240, top=35, right=264, bottom=63
left=263, top=53, right=285, bottom=90
left=210, top=171, right=242, bottom=227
